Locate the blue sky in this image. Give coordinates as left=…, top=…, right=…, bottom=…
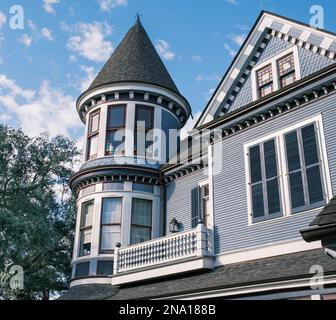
left=0, top=0, right=336, bottom=142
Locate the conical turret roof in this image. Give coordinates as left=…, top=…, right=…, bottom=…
left=88, top=18, right=180, bottom=95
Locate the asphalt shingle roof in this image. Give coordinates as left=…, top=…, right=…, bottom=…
left=59, top=248, right=336, bottom=300
left=87, top=18, right=180, bottom=95
left=309, top=196, right=336, bottom=227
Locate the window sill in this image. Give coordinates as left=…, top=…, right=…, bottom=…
left=248, top=206, right=324, bottom=227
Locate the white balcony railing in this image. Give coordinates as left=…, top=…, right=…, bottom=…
left=113, top=223, right=213, bottom=274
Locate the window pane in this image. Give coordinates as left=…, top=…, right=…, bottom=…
left=257, top=65, right=273, bottom=86
left=252, top=183, right=264, bottom=219
left=264, top=139, right=277, bottom=179
left=107, top=106, right=126, bottom=128
left=75, top=262, right=90, bottom=277
left=82, top=202, right=93, bottom=228
left=278, top=53, right=295, bottom=76
left=301, top=124, right=319, bottom=166
left=259, top=83, right=273, bottom=97
left=100, top=225, right=121, bottom=251
left=133, top=183, right=154, bottom=193
left=90, top=113, right=100, bottom=134
left=289, top=172, right=305, bottom=210
left=80, top=229, right=91, bottom=256
left=280, top=73, right=296, bottom=87
left=285, top=131, right=301, bottom=172
left=103, top=182, right=124, bottom=191
left=267, top=179, right=280, bottom=214
left=101, top=198, right=122, bottom=224
left=250, top=145, right=262, bottom=183
left=131, top=199, right=152, bottom=227
left=135, top=106, right=154, bottom=130
left=97, top=261, right=113, bottom=276
left=105, top=130, right=125, bottom=155
left=88, top=135, right=98, bottom=159
left=306, top=165, right=324, bottom=204
left=130, top=226, right=151, bottom=245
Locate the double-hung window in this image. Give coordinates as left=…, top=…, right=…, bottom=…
left=257, top=64, right=274, bottom=98
left=86, top=110, right=100, bottom=160
left=249, top=139, right=282, bottom=223
left=134, top=105, right=154, bottom=158
left=79, top=201, right=94, bottom=256
left=130, top=198, right=152, bottom=245
left=105, top=105, right=126, bottom=156
left=100, top=198, right=122, bottom=253
left=285, top=123, right=325, bottom=212
left=247, top=118, right=329, bottom=224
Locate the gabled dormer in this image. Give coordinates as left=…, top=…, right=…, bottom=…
left=195, top=11, right=336, bottom=128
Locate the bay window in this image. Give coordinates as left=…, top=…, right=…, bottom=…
left=79, top=201, right=94, bottom=256
left=105, top=105, right=126, bottom=156
left=130, top=198, right=152, bottom=245
left=100, top=198, right=122, bottom=253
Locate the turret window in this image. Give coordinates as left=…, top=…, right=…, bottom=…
left=105, top=105, right=126, bottom=156
left=79, top=201, right=94, bottom=256
left=100, top=198, right=122, bottom=253
left=134, top=105, right=154, bottom=158
left=87, top=110, right=100, bottom=160
left=130, top=198, right=152, bottom=245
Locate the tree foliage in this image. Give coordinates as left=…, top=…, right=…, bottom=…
left=0, top=125, right=80, bottom=299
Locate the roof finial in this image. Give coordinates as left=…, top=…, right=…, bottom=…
left=135, top=12, right=142, bottom=23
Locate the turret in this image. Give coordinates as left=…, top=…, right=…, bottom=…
left=69, top=18, right=191, bottom=285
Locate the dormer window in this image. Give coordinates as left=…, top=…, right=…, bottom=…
left=252, top=47, right=301, bottom=101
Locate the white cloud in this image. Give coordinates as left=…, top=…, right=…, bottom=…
left=180, top=112, right=202, bottom=140
left=43, top=0, right=60, bottom=14
left=65, top=22, right=113, bottom=62
left=205, top=88, right=215, bottom=101
left=192, top=55, right=202, bottom=62
left=0, top=74, right=81, bottom=137
left=0, top=11, right=7, bottom=28
left=195, top=74, right=220, bottom=82
left=231, top=34, right=246, bottom=46
left=0, top=114, right=11, bottom=122
left=27, top=19, right=37, bottom=31
left=155, top=40, right=175, bottom=61
left=41, top=28, right=54, bottom=41
left=224, top=43, right=236, bottom=57
left=79, top=65, right=96, bottom=92
left=19, top=34, right=33, bottom=47
left=226, top=0, right=239, bottom=5
left=98, top=0, right=128, bottom=11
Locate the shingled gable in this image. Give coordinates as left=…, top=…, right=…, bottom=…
left=87, top=17, right=180, bottom=96
left=195, top=10, right=336, bottom=128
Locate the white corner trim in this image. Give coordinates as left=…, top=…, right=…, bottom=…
left=215, top=238, right=322, bottom=266
left=280, top=24, right=292, bottom=34
left=244, top=44, right=254, bottom=56
left=258, top=16, right=274, bottom=31
left=230, top=68, right=240, bottom=79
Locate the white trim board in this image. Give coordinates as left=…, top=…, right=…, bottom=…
left=215, top=238, right=322, bottom=266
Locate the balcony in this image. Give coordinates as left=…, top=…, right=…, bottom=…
left=111, top=223, right=214, bottom=285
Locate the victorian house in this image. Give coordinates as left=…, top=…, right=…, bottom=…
left=61, top=11, right=336, bottom=300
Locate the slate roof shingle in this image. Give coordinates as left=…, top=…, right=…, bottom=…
left=87, top=19, right=180, bottom=95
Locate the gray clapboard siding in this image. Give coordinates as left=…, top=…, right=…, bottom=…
left=165, top=168, right=208, bottom=234
left=213, top=92, right=336, bottom=254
